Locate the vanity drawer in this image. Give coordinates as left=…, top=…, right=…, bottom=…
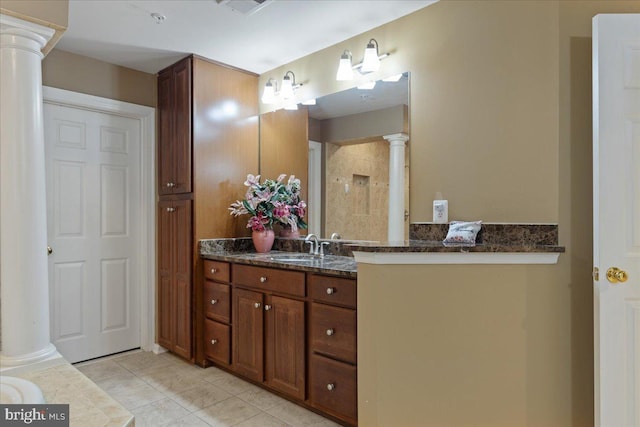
left=204, top=281, right=230, bottom=323
left=204, top=260, right=230, bottom=282
left=309, top=275, right=356, bottom=309
left=310, top=303, right=356, bottom=364
left=204, top=319, right=230, bottom=365
left=233, top=264, right=305, bottom=297
left=309, top=353, right=357, bottom=424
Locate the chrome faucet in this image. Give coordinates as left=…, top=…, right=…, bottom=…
left=305, top=234, right=330, bottom=257
left=305, top=234, right=319, bottom=255
left=330, top=232, right=341, bottom=240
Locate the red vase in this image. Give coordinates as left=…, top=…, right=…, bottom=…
left=252, top=229, right=275, bottom=253
left=279, top=227, right=300, bottom=238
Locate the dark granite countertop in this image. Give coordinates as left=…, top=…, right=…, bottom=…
left=201, top=249, right=357, bottom=278
left=348, top=240, right=565, bottom=253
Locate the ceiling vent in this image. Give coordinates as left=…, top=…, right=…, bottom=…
left=216, top=0, right=271, bottom=15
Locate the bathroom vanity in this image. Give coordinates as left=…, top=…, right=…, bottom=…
left=198, top=242, right=358, bottom=426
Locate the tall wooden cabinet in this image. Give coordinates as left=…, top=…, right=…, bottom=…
left=157, top=55, right=258, bottom=361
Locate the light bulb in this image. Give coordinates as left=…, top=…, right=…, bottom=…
left=361, top=39, right=380, bottom=73
left=261, top=81, right=276, bottom=104
left=336, top=51, right=353, bottom=81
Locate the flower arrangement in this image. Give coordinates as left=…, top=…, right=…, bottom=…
left=229, top=174, right=308, bottom=232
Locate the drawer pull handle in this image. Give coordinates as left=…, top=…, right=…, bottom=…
left=326, top=287, right=335, bottom=295
left=211, top=299, right=217, bottom=305
left=327, top=383, right=335, bottom=391
left=264, top=304, right=272, bottom=311
left=210, top=268, right=217, bottom=274
left=260, top=276, right=267, bottom=283
left=166, top=182, right=176, bottom=188
left=166, top=207, right=175, bottom=212
left=211, top=339, right=217, bottom=345
left=254, top=302, right=261, bottom=309
left=326, top=328, right=334, bottom=336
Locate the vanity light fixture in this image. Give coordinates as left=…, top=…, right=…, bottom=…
left=336, top=50, right=354, bottom=81
left=261, top=78, right=277, bottom=104
left=361, top=38, right=381, bottom=73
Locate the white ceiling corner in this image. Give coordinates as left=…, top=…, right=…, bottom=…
left=55, top=0, right=437, bottom=75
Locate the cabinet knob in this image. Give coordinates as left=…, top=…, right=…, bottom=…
left=211, top=299, right=217, bottom=305
left=326, top=328, right=334, bottom=336
left=326, top=287, right=335, bottom=295
left=166, top=207, right=175, bottom=212
left=166, top=182, right=175, bottom=188
left=210, top=268, right=217, bottom=274
left=326, top=383, right=335, bottom=391
left=211, top=339, right=217, bottom=345
left=254, top=302, right=261, bottom=309
left=264, top=304, right=272, bottom=311
left=260, top=276, right=267, bottom=283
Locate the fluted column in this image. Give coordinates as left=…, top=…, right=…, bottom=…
left=383, top=133, right=409, bottom=243
left=0, top=14, right=59, bottom=368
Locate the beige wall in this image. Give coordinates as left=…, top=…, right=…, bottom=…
left=0, top=0, right=69, bottom=53
left=261, top=0, right=640, bottom=425
left=42, top=49, right=157, bottom=108
left=321, top=104, right=406, bottom=143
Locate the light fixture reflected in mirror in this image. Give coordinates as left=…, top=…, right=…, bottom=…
left=260, top=71, right=304, bottom=107
left=382, top=73, right=403, bottom=82
left=280, top=71, right=296, bottom=101
left=261, top=78, right=277, bottom=104
left=336, top=50, right=353, bottom=81
left=361, top=39, right=381, bottom=73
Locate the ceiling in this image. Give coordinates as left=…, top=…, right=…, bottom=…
left=56, top=0, right=437, bottom=75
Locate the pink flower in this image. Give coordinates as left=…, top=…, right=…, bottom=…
left=273, top=201, right=290, bottom=219
left=244, top=174, right=261, bottom=187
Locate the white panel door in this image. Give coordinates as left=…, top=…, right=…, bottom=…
left=44, top=103, right=141, bottom=363
left=593, top=14, right=640, bottom=427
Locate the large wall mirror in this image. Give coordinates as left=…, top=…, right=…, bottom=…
left=259, top=72, right=410, bottom=242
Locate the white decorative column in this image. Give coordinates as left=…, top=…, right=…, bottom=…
left=383, top=133, right=409, bottom=243
left=0, top=15, right=60, bottom=368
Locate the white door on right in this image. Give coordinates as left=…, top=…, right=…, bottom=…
left=593, top=14, right=640, bottom=427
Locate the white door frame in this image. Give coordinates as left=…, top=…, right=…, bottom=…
left=43, top=86, right=156, bottom=353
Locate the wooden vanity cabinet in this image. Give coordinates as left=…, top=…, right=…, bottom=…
left=232, top=264, right=306, bottom=400
left=203, top=260, right=358, bottom=425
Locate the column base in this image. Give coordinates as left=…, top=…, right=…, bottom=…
left=0, top=344, right=63, bottom=373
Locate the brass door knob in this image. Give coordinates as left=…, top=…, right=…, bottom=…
left=47, top=246, right=53, bottom=255
left=606, top=267, right=628, bottom=284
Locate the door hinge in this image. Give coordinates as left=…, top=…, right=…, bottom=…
left=593, top=267, right=599, bottom=281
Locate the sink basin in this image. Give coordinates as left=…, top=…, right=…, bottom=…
left=269, top=254, right=318, bottom=262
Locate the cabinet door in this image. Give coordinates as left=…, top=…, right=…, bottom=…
left=232, top=288, right=263, bottom=381
left=157, top=58, right=192, bottom=195
left=265, top=295, right=305, bottom=400
left=172, top=58, right=192, bottom=194
left=173, top=199, right=192, bottom=359
left=157, top=70, right=174, bottom=196
left=157, top=200, right=174, bottom=349
left=157, top=199, right=192, bottom=359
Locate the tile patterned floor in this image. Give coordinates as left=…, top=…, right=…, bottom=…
left=75, top=351, right=340, bottom=427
